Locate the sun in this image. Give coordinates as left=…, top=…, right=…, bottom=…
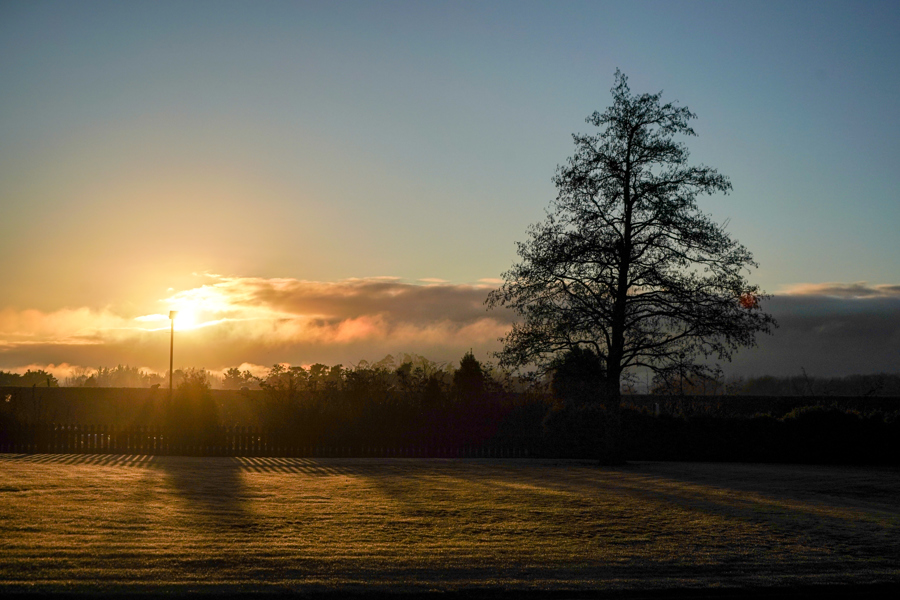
left=172, top=306, right=199, bottom=331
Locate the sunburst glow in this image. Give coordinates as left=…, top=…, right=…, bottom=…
left=171, top=307, right=198, bottom=331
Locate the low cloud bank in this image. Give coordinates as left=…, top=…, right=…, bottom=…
left=1, top=278, right=897, bottom=379
left=0, top=276, right=511, bottom=373
left=727, top=283, right=900, bottom=377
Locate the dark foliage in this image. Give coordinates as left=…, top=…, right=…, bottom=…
left=2, top=354, right=898, bottom=464
left=729, top=373, right=900, bottom=397
left=550, top=347, right=607, bottom=405
left=452, top=351, right=486, bottom=401
left=0, top=369, right=59, bottom=387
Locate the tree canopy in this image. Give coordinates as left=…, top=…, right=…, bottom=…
left=488, top=70, right=776, bottom=398
left=0, top=369, right=59, bottom=387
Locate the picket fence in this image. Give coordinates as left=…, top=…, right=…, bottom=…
left=0, top=423, right=530, bottom=458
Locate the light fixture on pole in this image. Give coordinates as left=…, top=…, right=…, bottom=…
left=169, top=311, right=178, bottom=396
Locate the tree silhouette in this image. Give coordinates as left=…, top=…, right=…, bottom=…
left=452, top=351, right=486, bottom=402
left=222, top=367, right=259, bottom=390
left=0, top=369, right=59, bottom=387
left=550, top=346, right=606, bottom=405
left=488, top=71, right=775, bottom=459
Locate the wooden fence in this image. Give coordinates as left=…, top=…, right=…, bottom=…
left=0, top=423, right=530, bottom=458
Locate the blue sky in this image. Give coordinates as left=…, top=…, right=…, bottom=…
left=1, top=0, right=898, bottom=378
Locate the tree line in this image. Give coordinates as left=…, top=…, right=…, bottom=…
left=10, top=360, right=894, bottom=398
left=0, top=369, right=59, bottom=387
left=2, top=352, right=898, bottom=463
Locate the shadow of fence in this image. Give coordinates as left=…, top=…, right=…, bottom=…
left=0, top=423, right=530, bottom=458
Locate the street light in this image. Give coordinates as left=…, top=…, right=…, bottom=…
left=169, top=311, right=178, bottom=396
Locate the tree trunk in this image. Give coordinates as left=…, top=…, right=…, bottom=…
left=599, top=361, right=625, bottom=465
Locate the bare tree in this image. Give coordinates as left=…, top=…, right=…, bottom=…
left=488, top=70, right=775, bottom=405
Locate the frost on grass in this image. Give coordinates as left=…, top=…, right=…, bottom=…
left=1, top=455, right=899, bottom=592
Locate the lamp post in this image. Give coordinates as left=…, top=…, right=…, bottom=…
left=169, top=311, right=178, bottom=397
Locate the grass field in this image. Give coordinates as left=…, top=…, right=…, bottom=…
left=1, top=455, right=899, bottom=595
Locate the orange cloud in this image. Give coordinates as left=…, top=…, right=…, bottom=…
left=0, top=307, right=147, bottom=347
left=778, top=282, right=900, bottom=298
left=6, top=276, right=900, bottom=380
left=0, top=275, right=511, bottom=374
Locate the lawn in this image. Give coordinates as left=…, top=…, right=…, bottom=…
left=1, top=454, right=899, bottom=595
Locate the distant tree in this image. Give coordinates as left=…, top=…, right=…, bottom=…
left=550, top=347, right=606, bottom=405
left=307, top=363, right=329, bottom=392
left=650, top=370, right=723, bottom=396
left=392, top=355, right=449, bottom=410
left=222, top=367, right=259, bottom=390
left=0, top=369, right=59, bottom=387
left=734, top=373, right=900, bottom=397
left=452, top=351, right=486, bottom=401
left=325, top=364, right=344, bottom=392
left=222, top=367, right=244, bottom=390
left=345, top=362, right=393, bottom=406
left=395, top=354, right=449, bottom=391
left=723, top=375, right=748, bottom=395
left=79, top=364, right=159, bottom=388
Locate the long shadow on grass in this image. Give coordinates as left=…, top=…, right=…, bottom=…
left=232, top=455, right=368, bottom=476
left=152, top=456, right=259, bottom=536
left=349, top=459, right=900, bottom=585
left=22, top=453, right=257, bottom=534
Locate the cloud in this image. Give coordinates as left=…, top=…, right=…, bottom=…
left=134, top=314, right=169, bottom=322
left=4, top=276, right=897, bottom=380
left=0, top=306, right=148, bottom=346
left=778, top=282, right=900, bottom=299
left=727, top=286, right=900, bottom=377
left=0, top=276, right=511, bottom=373
left=160, top=275, right=514, bottom=330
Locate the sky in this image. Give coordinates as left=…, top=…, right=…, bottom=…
left=1, top=0, right=898, bottom=382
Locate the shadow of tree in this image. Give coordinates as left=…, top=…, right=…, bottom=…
left=20, top=453, right=256, bottom=534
